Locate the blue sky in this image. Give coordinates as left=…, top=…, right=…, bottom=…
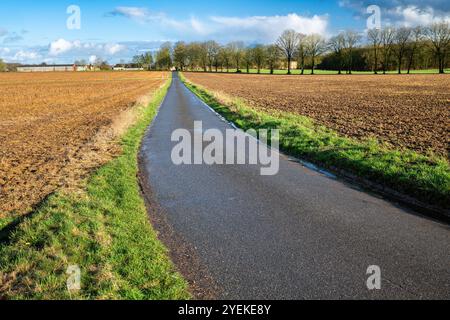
left=0, top=0, right=449, bottom=64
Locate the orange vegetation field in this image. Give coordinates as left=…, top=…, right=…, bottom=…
left=0, top=71, right=168, bottom=218
left=184, top=73, right=450, bottom=158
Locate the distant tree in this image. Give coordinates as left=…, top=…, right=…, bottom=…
left=156, top=42, right=172, bottom=70
left=131, top=55, right=140, bottom=65
left=186, top=42, right=202, bottom=70
left=218, top=46, right=232, bottom=72
left=328, top=33, right=346, bottom=74
left=252, top=45, right=266, bottom=74
left=406, top=26, right=423, bottom=74
left=173, top=41, right=188, bottom=71
left=205, top=40, right=220, bottom=72
left=276, top=29, right=300, bottom=74
left=319, top=48, right=369, bottom=72
left=305, top=34, right=327, bottom=74
left=93, top=58, right=111, bottom=70
left=92, top=56, right=109, bottom=69
left=367, top=28, right=381, bottom=73
left=394, top=27, right=412, bottom=74
left=296, top=34, right=307, bottom=74
left=266, top=44, right=280, bottom=74
left=74, top=59, right=87, bottom=65
left=133, top=52, right=153, bottom=70
left=213, top=47, right=222, bottom=72
left=228, top=41, right=245, bottom=72
left=198, top=43, right=209, bottom=72
left=343, top=30, right=361, bottom=74
left=243, top=47, right=253, bottom=73
left=0, top=59, right=6, bottom=72
left=425, top=22, right=450, bottom=74
left=380, top=27, right=395, bottom=74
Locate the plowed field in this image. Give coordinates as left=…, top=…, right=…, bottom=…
left=0, top=71, right=168, bottom=218
left=184, top=73, right=449, bottom=157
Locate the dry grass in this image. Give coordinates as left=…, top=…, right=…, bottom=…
left=0, top=71, right=169, bottom=219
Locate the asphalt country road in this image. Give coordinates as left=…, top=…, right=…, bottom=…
left=139, top=73, right=450, bottom=299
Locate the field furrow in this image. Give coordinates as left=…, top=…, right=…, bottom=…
left=0, top=71, right=169, bottom=219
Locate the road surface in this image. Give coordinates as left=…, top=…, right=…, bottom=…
left=139, top=72, right=450, bottom=299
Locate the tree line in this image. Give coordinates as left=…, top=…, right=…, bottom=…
left=143, top=21, right=449, bottom=74
left=0, top=59, right=6, bottom=72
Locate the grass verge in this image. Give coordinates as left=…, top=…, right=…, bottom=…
left=180, top=72, right=450, bottom=212
left=0, top=76, right=190, bottom=300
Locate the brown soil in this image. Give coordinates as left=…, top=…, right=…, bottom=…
left=0, top=71, right=168, bottom=218
left=184, top=73, right=450, bottom=158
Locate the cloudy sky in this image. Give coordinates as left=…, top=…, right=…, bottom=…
left=0, top=0, right=449, bottom=64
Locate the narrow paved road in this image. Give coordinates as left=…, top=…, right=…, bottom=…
left=139, top=73, right=449, bottom=299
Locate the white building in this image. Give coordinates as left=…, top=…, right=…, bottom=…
left=17, top=64, right=86, bottom=72
left=113, top=64, right=144, bottom=71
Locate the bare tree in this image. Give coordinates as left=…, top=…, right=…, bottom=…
left=252, top=45, right=266, bottom=74
left=394, top=27, right=412, bottom=74
left=219, top=46, right=232, bottom=72
left=406, top=26, right=423, bottom=74
left=186, top=42, right=202, bottom=71
left=295, top=33, right=306, bottom=74
left=276, top=29, right=300, bottom=74
left=367, top=28, right=381, bottom=74
left=142, top=53, right=154, bottom=71
left=380, top=27, right=395, bottom=74
left=205, top=40, right=220, bottom=72
left=243, top=47, right=253, bottom=73
left=266, top=44, right=280, bottom=74
left=328, top=32, right=346, bottom=74
left=228, top=41, right=245, bottom=72
left=305, top=34, right=327, bottom=74
left=343, top=30, right=361, bottom=74
left=425, top=22, right=450, bottom=74
left=199, top=42, right=208, bottom=72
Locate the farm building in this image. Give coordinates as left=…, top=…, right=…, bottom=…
left=16, top=64, right=89, bottom=72
left=113, top=64, right=144, bottom=71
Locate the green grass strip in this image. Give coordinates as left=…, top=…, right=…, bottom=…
left=180, top=72, right=450, bottom=210
left=0, top=75, right=190, bottom=300
left=185, top=68, right=450, bottom=75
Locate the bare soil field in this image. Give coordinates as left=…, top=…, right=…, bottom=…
left=184, top=73, right=450, bottom=158
left=0, top=71, right=168, bottom=218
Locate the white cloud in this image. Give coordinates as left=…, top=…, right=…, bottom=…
left=389, top=6, right=450, bottom=27
left=108, top=6, right=168, bottom=24
left=189, top=17, right=209, bottom=35
left=89, top=55, right=98, bottom=63
left=13, top=50, right=41, bottom=61
left=49, top=38, right=79, bottom=56
left=340, top=1, right=450, bottom=27
left=104, top=43, right=126, bottom=55
left=108, top=7, right=330, bottom=42
left=210, top=14, right=329, bottom=41
left=49, top=39, right=127, bottom=57
left=113, top=6, right=149, bottom=20
left=0, top=28, right=7, bottom=37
